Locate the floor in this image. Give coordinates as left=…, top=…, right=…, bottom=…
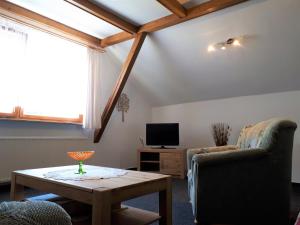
left=125, top=180, right=300, bottom=225
left=1, top=179, right=300, bottom=225
left=292, top=184, right=300, bottom=223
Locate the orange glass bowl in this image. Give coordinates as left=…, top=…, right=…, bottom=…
left=68, top=151, right=95, bottom=161
left=67, top=151, right=95, bottom=174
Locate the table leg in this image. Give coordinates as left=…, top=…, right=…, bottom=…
left=112, top=202, right=122, bottom=211
left=92, top=190, right=112, bottom=225
left=10, top=173, right=24, bottom=201
left=159, top=177, right=172, bottom=225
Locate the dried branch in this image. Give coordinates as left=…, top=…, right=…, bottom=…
left=211, top=122, right=231, bottom=146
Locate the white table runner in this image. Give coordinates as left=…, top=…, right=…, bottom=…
left=44, top=166, right=127, bottom=181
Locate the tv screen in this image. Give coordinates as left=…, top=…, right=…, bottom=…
left=146, top=123, right=179, bottom=147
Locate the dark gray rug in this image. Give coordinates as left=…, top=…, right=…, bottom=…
left=2, top=179, right=300, bottom=225
left=125, top=192, right=194, bottom=225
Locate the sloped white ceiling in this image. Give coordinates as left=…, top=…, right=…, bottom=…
left=92, top=0, right=171, bottom=25
left=8, top=0, right=122, bottom=38
left=7, top=0, right=300, bottom=106
left=107, top=0, right=300, bottom=106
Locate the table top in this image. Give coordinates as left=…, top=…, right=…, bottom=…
left=13, top=165, right=169, bottom=192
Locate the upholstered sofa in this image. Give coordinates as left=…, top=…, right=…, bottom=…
left=187, top=118, right=297, bottom=225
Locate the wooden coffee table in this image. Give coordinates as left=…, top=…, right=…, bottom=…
left=10, top=165, right=172, bottom=225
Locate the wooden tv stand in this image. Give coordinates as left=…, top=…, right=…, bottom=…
left=137, top=147, right=187, bottom=179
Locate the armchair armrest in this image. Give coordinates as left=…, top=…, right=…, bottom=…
left=187, top=145, right=238, bottom=171
left=188, top=148, right=270, bottom=221
left=192, top=148, right=268, bottom=168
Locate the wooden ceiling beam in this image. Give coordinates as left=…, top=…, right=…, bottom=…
left=94, top=32, right=147, bottom=143
left=101, top=0, right=248, bottom=48
left=101, top=31, right=134, bottom=48
left=0, top=1, right=102, bottom=51
left=157, top=0, right=187, bottom=18
left=177, top=0, right=190, bottom=4
left=64, top=0, right=138, bottom=34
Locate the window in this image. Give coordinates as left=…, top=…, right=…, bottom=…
left=0, top=17, right=88, bottom=124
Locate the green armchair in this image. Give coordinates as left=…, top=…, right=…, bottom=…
left=187, top=118, right=297, bottom=225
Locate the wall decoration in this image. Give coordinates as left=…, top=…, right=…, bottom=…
left=211, top=122, right=231, bottom=146
left=117, top=93, right=129, bottom=122
left=139, top=136, right=145, bottom=147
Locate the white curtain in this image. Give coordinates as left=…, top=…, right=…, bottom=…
left=0, top=17, right=28, bottom=113
left=84, top=48, right=102, bottom=130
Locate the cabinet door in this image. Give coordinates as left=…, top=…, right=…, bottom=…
left=160, top=153, right=182, bottom=175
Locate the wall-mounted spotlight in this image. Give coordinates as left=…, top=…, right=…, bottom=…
left=208, top=37, right=243, bottom=53
left=207, top=45, right=216, bottom=52
left=221, top=45, right=226, bottom=50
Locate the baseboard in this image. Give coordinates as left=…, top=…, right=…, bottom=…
left=292, top=182, right=300, bottom=188
left=0, top=178, right=10, bottom=186
left=126, top=167, right=137, bottom=171
left=0, top=182, right=10, bottom=192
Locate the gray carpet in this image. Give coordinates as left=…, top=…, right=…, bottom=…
left=1, top=179, right=300, bottom=225
left=124, top=179, right=194, bottom=225
left=125, top=194, right=194, bottom=225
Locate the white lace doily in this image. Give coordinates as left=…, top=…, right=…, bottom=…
left=44, top=166, right=128, bottom=181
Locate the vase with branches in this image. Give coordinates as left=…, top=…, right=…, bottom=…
left=211, top=122, right=231, bottom=146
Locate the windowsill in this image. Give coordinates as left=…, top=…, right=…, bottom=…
left=0, top=136, right=90, bottom=140
left=0, top=117, right=83, bottom=125
left=0, top=108, right=83, bottom=125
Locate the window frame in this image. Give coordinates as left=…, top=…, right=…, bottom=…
left=0, top=106, right=83, bottom=125
left=0, top=18, right=87, bottom=126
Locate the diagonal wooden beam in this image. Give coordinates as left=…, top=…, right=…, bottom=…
left=157, top=0, right=187, bottom=18
left=0, top=0, right=102, bottom=50
left=101, top=0, right=248, bottom=48
left=94, top=32, right=147, bottom=143
left=64, top=0, right=138, bottom=34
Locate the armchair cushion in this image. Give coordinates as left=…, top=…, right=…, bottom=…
left=0, top=201, right=72, bottom=225
left=236, top=118, right=296, bottom=150
left=237, top=122, right=269, bottom=149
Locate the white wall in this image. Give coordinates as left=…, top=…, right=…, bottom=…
left=152, top=91, right=300, bottom=183
left=0, top=51, right=151, bottom=182
left=109, top=0, right=300, bottom=106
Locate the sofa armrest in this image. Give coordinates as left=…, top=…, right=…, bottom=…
left=192, top=148, right=268, bottom=168
left=187, top=145, right=238, bottom=171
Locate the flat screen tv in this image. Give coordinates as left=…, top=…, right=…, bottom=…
left=146, top=123, right=179, bottom=148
